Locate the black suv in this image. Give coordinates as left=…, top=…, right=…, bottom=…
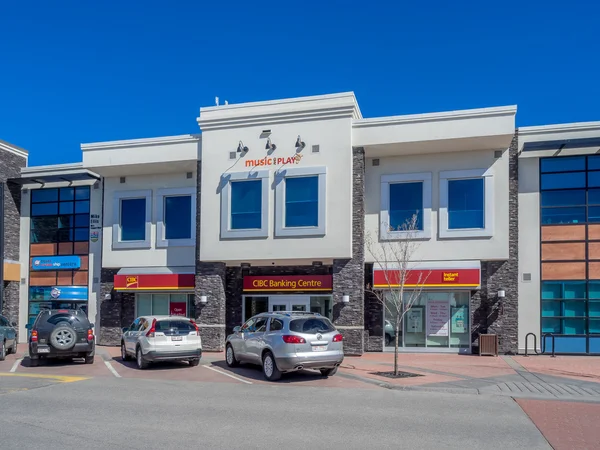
left=28, top=309, right=95, bottom=366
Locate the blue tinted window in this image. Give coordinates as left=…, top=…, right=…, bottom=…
left=59, top=202, right=74, bottom=214
left=541, top=207, right=585, bottom=224
left=75, top=201, right=90, bottom=214
left=541, top=190, right=585, bottom=207
left=542, top=318, right=561, bottom=334
left=588, top=189, right=600, bottom=205
left=74, top=214, right=89, bottom=227
left=389, top=182, right=423, bottom=231
left=590, top=302, right=600, bottom=317
left=563, top=319, right=586, bottom=335
left=542, top=301, right=561, bottom=317
left=563, top=301, right=586, bottom=317
left=164, top=195, right=192, bottom=239
left=563, top=282, right=586, bottom=299
left=31, top=203, right=58, bottom=216
left=541, top=172, right=586, bottom=190
left=541, top=282, right=562, bottom=300
left=231, top=180, right=262, bottom=230
left=588, top=207, right=600, bottom=223
left=60, top=188, right=74, bottom=201
left=588, top=171, right=600, bottom=188
left=75, top=187, right=90, bottom=200
left=74, top=228, right=89, bottom=241
left=285, top=176, right=319, bottom=228
left=588, top=156, right=600, bottom=170
left=541, top=156, right=585, bottom=173
left=447, top=178, right=484, bottom=229
left=120, top=198, right=146, bottom=241
left=31, top=189, right=58, bottom=203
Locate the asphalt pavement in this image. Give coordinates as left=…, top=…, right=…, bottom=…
left=0, top=376, right=550, bottom=450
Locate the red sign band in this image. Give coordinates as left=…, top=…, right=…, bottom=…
left=114, top=274, right=195, bottom=291
left=373, top=268, right=480, bottom=288
left=243, top=275, right=333, bottom=292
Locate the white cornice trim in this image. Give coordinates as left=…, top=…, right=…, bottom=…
left=81, top=134, right=201, bottom=151
left=0, top=140, right=28, bottom=158
left=197, top=92, right=361, bottom=131
left=22, top=162, right=84, bottom=174
left=353, top=105, right=517, bottom=128
left=518, top=121, right=600, bottom=136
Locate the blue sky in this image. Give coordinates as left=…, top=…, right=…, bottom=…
left=1, top=0, right=599, bottom=166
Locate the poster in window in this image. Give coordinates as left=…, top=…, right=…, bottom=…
left=169, top=302, right=187, bottom=317
left=451, top=307, right=467, bottom=334
left=427, top=300, right=449, bottom=336
left=406, top=307, right=423, bottom=333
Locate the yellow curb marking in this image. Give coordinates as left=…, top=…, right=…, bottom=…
left=0, top=373, right=89, bottom=383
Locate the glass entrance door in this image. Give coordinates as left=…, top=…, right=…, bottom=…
left=269, top=295, right=310, bottom=313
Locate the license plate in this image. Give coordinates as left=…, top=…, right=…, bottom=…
left=171, top=336, right=183, bottom=341
left=37, top=347, right=50, bottom=353
left=312, top=345, right=327, bottom=352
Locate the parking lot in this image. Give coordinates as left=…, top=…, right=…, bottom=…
left=0, top=344, right=373, bottom=389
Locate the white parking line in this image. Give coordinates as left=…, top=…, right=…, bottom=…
left=203, top=364, right=252, bottom=384
left=10, top=358, right=23, bottom=373
left=104, top=360, right=121, bottom=378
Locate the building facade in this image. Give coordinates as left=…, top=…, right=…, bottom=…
left=12, top=91, right=597, bottom=356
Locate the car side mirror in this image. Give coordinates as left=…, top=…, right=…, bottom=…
left=11, top=321, right=17, bottom=327
left=233, top=326, right=241, bottom=333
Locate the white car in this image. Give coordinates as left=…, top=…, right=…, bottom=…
left=120, top=316, right=202, bottom=370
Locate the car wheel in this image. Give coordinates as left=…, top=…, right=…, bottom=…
left=11, top=341, right=18, bottom=355
left=189, top=358, right=200, bottom=367
left=29, top=357, right=39, bottom=367
left=262, top=351, right=282, bottom=381
left=136, top=347, right=149, bottom=370
left=121, top=342, right=131, bottom=361
left=50, top=324, right=77, bottom=351
left=0, top=341, right=5, bottom=361
left=320, top=367, right=338, bottom=377
left=385, top=334, right=391, bottom=347
left=225, top=344, right=239, bottom=367
left=84, top=353, right=94, bottom=364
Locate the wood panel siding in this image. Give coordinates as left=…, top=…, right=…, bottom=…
left=589, top=225, right=600, bottom=241
left=29, top=271, right=57, bottom=286
left=541, top=243, right=586, bottom=261
left=72, top=270, right=88, bottom=286
left=589, top=242, right=600, bottom=260
left=56, top=271, right=73, bottom=286
left=541, top=225, right=586, bottom=242
left=74, top=242, right=89, bottom=254
left=58, top=243, right=74, bottom=255
left=589, top=262, right=600, bottom=279
left=30, top=243, right=57, bottom=256
left=541, top=262, right=586, bottom=280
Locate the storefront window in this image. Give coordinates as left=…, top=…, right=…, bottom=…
left=384, top=291, right=470, bottom=351
left=244, top=296, right=268, bottom=321
left=135, top=293, right=195, bottom=317
left=310, top=296, right=332, bottom=319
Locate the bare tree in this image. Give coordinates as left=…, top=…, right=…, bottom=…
left=365, top=214, right=430, bottom=376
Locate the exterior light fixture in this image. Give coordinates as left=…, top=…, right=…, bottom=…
left=237, top=141, right=248, bottom=153
left=200, top=295, right=208, bottom=304
left=265, top=138, right=277, bottom=151
left=342, top=294, right=350, bottom=303
left=497, top=289, right=506, bottom=298
left=295, top=135, right=306, bottom=149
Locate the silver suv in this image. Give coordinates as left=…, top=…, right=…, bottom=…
left=225, top=312, right=344, bottom=381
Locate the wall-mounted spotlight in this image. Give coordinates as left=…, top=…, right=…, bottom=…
left=295, top=135, right=306, bottom=149
left=265, top=138, right=277, bottom=151
left=200, top=295, right=208, bottom=304
left=237, top=141, right=248, bottom=153
left=342, top=294, right=350, bottom=303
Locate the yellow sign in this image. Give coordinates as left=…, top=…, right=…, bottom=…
left=443, top=272, right=459, bottom=282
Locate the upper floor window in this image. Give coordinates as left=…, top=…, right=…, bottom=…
left=275, top=166, right=326, bottom=237
left=439, top=168, right=494, bottom=238
left=540, top=155, right=600, bottom=225
left=220, top=170, right=269, bottom=239
left=156, top=187, right=196, bottom=247
left=380, top=172, right=431, bottom=240
left=112, top=190, right=151, bottom=249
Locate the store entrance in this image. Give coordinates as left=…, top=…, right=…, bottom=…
left=268, top=295, right=310, bottom=313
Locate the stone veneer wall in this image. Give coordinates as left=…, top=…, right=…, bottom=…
left=332, top=147, right=366, bottom=355
left=1, top=148, right=26, bottom=322
left=98, top=268, right=135, bottom=345
left=470, top=132, right=519, bottom=354
left=363, top=263, right=384, bottom=351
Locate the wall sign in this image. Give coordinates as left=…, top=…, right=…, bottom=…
left=427, top=300, right=449, bottom=337
left=169, top=302, right=187, bottom=317
left=114, top=273, right=195, bottom=291
left=31, top=256, right=81, bottom=271
left=29, top=286, right=89, bottom=301
left=243, top=275, right=333, bottom=292
left=90, top=213, right=102, bottom=230
left=406, top=308, right=423, bottom=333
left=451, top=307, right=467, bottom=334
left=373, top=268, right=480, bottom=288
left=90, top=230, right=99, bottom=242
left=244, top=154, right=303, bottom=168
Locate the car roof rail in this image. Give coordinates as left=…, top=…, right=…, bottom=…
left=275, top=311, right=321, bottom=317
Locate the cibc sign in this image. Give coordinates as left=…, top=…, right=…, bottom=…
left=243, top=275, right=333, bottom=292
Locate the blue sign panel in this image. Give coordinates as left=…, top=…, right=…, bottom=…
left=29, top=286, right=88, bottom=301
left=31, top=256, right=81, bottom=271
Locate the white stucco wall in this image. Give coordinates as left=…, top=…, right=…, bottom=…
left=364, top=148, right=510, bottom=262
left=199, top=116, right=354, bottom=263
left=102, top=173, right=196, bottom=268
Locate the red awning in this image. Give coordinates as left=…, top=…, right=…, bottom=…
left=114, top=273, right=195, bottom=291
left=373, top=262, right=480, bottom=289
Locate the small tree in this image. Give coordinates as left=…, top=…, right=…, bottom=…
left=366, top=214, right=430, bottom=376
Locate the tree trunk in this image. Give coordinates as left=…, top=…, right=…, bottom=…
left=394, top=316, right=401, bottom=376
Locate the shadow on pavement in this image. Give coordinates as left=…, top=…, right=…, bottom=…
left=20, top=356, right=90, bottom=368
left=210, top=360, right=330, bottom=384
left=110, top=356, right=195, bottom=371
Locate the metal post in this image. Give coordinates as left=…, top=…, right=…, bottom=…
left=0, top=181, right=4, bottom=315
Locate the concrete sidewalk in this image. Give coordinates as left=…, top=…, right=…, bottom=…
left=337, top=353, right=600, bottom=402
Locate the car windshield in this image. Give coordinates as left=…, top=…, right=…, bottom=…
left=46, top=313, right=83, bottom=326
left=155, top=320, right=195, bottom=332
left=289, top=318, right=335, bottom=334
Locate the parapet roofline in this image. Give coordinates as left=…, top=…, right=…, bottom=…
left=0, top=139, right=29, bottom=158
left=353, top=105, right=517, bottom=128
left=519, top=121, right=600, bottom=136
left=13, top=162, right=100, bottom=185
left=198, top=92, right=361, bottom=131
left=81, top=134, right=201, bottom=151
